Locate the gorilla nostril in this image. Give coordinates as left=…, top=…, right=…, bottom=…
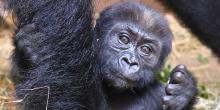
left=121, top=57, right=139, bottom=66
left=122, top=57, right=130, bottom=64
left=130, top=62, right=138, bottom=66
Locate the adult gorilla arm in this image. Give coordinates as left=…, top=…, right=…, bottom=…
left=160, top=0, right=220, bottom=57
left=6, top=0, right=105, bottom=110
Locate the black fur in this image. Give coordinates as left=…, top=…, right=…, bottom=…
left=6, top=0, right=105, bottom=110
left=160, top=0, right=220, bottom=58
left=5, top=0, right=198, bottom=110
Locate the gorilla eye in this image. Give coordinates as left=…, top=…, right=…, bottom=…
left=140, top=45, right=152, bottom=55
left=119, top=34, right=130, bottom=44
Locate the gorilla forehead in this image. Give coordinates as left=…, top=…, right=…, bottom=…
left=99, top=2, right=171, bottom=38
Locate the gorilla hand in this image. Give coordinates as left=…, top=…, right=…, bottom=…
left=163, top=65, right=197, bottom=110
left=14, top=24, right=39, bottom=64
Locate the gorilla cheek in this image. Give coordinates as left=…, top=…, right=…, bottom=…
left=99, top=51, right=119, bottom=73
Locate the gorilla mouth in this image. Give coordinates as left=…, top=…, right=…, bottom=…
left=111, top=73, right=137, bottom=88
left=114, top=73, right=136, bottom=83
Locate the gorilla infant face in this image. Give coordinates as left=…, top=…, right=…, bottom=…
left=99, top=23, right=164, bottom=88
left=96, top=3, right=172, bottom=88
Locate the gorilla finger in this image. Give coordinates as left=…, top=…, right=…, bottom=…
left=25, top=47, right=38, bottom=62
left=16, top=25, right=36, bottom=37
left=162, top=96, right=174, bottom=106
left=163, top=96, right=183, bottom=110
left=165, top=84, right=182, bottom=95
left=17, top=39, right=31, bottom=51
left=170, top=72, right=186, bottom=84
left=22, top=24, right=37, bottom=33
left=171, top=64, right=187, bottom=74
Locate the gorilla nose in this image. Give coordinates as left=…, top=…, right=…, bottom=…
left=120, top=56, right=140, bottom=73
left=122, top=57, right=138, bottom=66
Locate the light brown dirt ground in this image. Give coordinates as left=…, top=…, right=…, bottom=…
left=0, top=0, right=220, bottom=110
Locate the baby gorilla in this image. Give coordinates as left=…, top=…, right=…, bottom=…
left=13, top=2, right=197, bottom=110
left=95, top=3, right=197, bottom=110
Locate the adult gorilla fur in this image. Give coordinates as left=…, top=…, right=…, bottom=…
left=5, top=0, right=105, bottom=110
left=160, top=0, right=220, bottom=58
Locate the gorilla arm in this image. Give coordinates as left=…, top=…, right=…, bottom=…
left=6, top=0, right=105, bottom=109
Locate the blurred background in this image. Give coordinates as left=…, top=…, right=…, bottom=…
left=0, top=0, right=220, bottom=110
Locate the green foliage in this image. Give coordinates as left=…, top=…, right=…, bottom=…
left=157, top=65, right=172, bottom=84
left=197, top=54, right=209, bottom=64
left=198, top=84, right=211, bottom=99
